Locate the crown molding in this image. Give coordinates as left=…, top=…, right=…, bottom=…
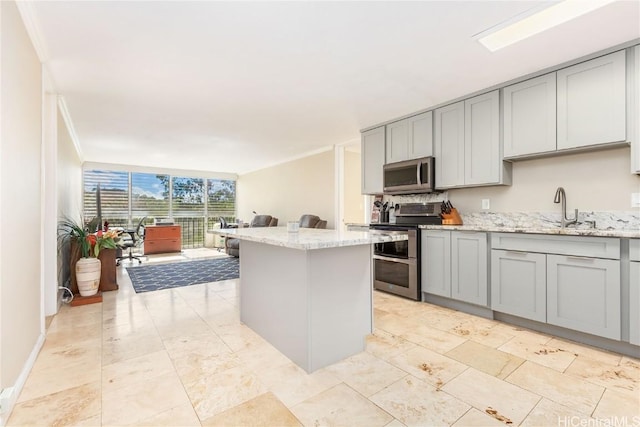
left=15, top=1, right=49, bottom=63
left=57, top=96, right=83, bottom=162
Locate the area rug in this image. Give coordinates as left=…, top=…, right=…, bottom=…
left=127, top=257, right=239, bottom=293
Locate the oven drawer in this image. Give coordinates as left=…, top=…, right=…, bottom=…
left=373, top=257, right=418, bottom=300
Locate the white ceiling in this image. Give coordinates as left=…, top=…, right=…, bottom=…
left=25, top=1, right=640, bottom=175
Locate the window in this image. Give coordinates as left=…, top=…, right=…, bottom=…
left=171, top=177, right=205, bottom=217
left=207, top=179, right=236, bottom=227
left=83, top=170, right=129, bottom=227
left=131, top=173, right=169, bottom=224
left=82, top=169, right=236, bottom=248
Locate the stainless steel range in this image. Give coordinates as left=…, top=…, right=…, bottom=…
left=370, top=202, right=442, bottom=300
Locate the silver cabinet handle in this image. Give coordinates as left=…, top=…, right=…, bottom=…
left=566, top=256, right=595, bottom=263
left=505, top=250, right=529, bottom=256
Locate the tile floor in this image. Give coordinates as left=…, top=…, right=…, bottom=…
left=7, top=249, right=640, bottom=426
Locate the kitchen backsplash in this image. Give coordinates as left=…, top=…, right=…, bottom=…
left=382, top=192, right=639, bottom=231
left=460, top=211, right=640, bottom=231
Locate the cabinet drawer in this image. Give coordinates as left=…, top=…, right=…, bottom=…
left=491, top=233, right=620, bottom=259
left=547, top=255, right=621, bottom=340
left=145, top=226, right=181, bottom=239
left=630, top=239, right=640, bottom=262
left=144, top=239, right=181, bottom=254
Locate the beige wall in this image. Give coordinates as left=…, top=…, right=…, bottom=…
left=448, top=147, right=640, bottom=213
left=1, top=0, right=43, bottom=389
left=57, top=109, right=82, bottom=291
left=237, top=150, right=335, bottom=228
left=343, top=150, right=364, bottom=224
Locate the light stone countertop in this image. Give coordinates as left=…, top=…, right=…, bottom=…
left=210, top=226, right=408, bottom=250
left=418, top=224, right=639, bottom=238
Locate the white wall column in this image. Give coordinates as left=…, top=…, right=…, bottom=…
left=42, top=90, right=58, bottom=316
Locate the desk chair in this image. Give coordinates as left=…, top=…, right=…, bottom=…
left=116, top=217, right=147, bottom=266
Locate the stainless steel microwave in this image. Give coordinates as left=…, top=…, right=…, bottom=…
left=383, top=157, right=435, bottom=195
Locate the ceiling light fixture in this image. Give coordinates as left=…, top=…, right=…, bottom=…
left=476, top=0, right=617, bottom=52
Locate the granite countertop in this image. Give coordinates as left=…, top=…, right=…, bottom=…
left=418, top=224, right=639, bottom=238
left=211, top=227, right=408, bottom=250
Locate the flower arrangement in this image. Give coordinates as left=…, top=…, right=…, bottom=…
left=58, top=217, right=120, bottom=258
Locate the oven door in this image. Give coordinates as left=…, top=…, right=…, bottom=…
left=373, top=255, right=418, bottom=300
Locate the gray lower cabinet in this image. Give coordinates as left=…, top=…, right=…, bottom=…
left=630, top=239, right=640, bottom=345
left=451, top=231, right=488, bottom=306
left=491, top=249, right=546, bottom=322
left=421, top=230, right=451, bottom=297
left=422, top=230, right=488, bottom=306
left=547, top=254, right=621, bottom=340
left=631, top=261, right=640, bottom=345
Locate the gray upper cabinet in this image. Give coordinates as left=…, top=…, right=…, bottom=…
left=491, top=249, right=547, bottom=322
left=557, top=50, right=627, bottom=150
left=387, top=111, right=433, bottom=164
left=421, top=230, right=451, bottom=297
left=451, top=231, right=488, bottom=306
left=464, top=91, right=502, bottom=186
left=632, top=45, right=640, bottom=174
left=435, top=101, right=465, bottom=188
left=547, top=254, right=621, bottom=340
left=435, top=91, right=510, bottom=189
left=503, top=73, right=557, bottom=158
left=361, top=126, right=385, bottom=195
left=408, top=111, right=433, bottom=159
left=386, top=120, right=409, bottom=164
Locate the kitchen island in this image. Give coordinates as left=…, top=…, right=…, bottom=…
left=211, top=227, right=407, bottom=372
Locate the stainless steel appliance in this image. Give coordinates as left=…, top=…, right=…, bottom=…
left=383, top=157, right=435, bottom=195
left=370, top=202, right=442, bottom=300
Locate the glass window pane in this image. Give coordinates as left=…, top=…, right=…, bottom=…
left=172, top=177, right=205, bottom=217
left=83, top=170, right=129, bottom=227
left=207, top=179, right=236, bottom=229
left=131, top=173, right=170, bottom=223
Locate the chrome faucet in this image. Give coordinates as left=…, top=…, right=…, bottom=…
left=553, top=187, right=578, bottom=229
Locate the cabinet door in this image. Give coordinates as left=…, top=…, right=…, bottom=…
left=386, top=120, right=409, bottom=163
left=434, top=102, right=465, bottom=188
left=503, top=73, right=557, bottom=158
left=632, top=45, right=640, bottom=174
left=464, top=90, right=500, bottom=186
left=547, top=255, right=621, bottom=340
left=408, top=111, right=433, bottom=159
left=557, top=50, right=626, bottom=150
left=630, top=261, right=640, bottom=345
left=451, top=231, right=488, bottom=306
left=421, top=230, right=451, bottom=297
left=491, top=250, right=546, bottom=322
left=361, top=127, right=386, bottom=194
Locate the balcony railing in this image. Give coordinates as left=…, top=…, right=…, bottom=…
left=90, top=215, right=235, bottom=249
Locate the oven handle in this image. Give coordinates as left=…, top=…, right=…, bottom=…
left=373, top=254, right=417, bottom=265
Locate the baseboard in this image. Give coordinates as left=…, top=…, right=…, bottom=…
left=0, top=332, right=45, bottom=426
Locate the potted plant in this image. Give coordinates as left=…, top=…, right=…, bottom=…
left=58, top=217, right=119, bottom=297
